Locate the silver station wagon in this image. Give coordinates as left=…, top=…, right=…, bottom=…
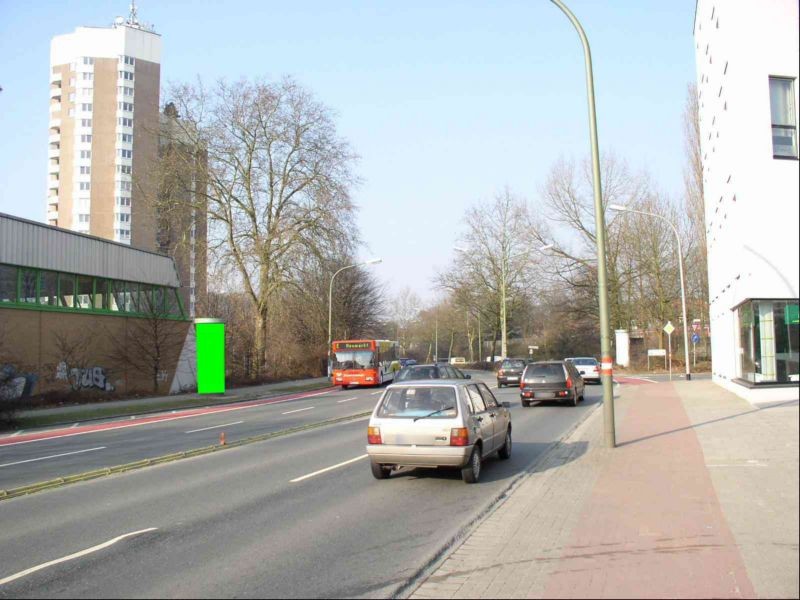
left=366, top=380, right=512, bottom=483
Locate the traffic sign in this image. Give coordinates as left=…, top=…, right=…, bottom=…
left=691, top=333, right=701, bottom=344
left=528, top=345, right=539, bottom=350
left=663, top=321, right=675, bottom=335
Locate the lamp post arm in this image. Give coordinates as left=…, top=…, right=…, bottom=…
left=328, top=263, right=360, bottom=374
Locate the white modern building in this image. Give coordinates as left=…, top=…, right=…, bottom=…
left=694, top=0, right=799, bottom=403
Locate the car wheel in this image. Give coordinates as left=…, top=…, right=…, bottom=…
left=370, top=461, right=391, bottom=480
left=461, top=447, right=482, bottom=484
left=341, top=385, right=348, bottom=391
left=498, top=429, right=512, bottom=460
left=571, top=391, right=579, bottom=407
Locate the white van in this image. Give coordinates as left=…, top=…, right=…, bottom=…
left=449, top=357, right=466, bottom=365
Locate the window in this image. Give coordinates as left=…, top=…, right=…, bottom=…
left=737, top=300, right=799, bottom=383
left=376, top=387, right=458, bottom=419
left=118, top=101, right=134, bottom=111
left=466, top=385, right=486, bottom=413
left=118, top=117, right=133, bottom=127
left=118, top=86, right=134, bottom=96
left=80, top=134, right=92, bottom=143
left=121, top=55, right=135, bottom=66
left=37, top=271, right=57, bottom=306
left=80, top=119, right=92, bottom=128
left=117, top=133, right=133, bottom=143
left=116, top=196, right=131, bottom=206
left=119, top=181, right=132, bottom=191
left=82, top=56, right=94, bottom=65
left=769, top=77, right=798, bottom=158
left=116, top=165, right=132, bottom=175
left=82, top=88, right=92, bottom=97
left=76, top=276, right=93, bottom=309
left=115, top=213, right=130, bottom=223
left=117, top=149, right=132, bottom=159
left=79, top=182, right=91, bottom=191
left=119, top=71, right=134, bottom=80
left=69, top=92, right=76, bottom=101
left=81, top=103, right=92, bottom=112
left=78, top=214, right=90, bottom=223
left=80, top=150, right=92, bottom=159
left=80, top=166, right=90, bottom=174
left=82, top=72, right=93, bottom=81
left=477, top=383, right=499, bottom=408
left=0, top=264, right=17, bottom=303
left=56, top=273, right=74, bottom=307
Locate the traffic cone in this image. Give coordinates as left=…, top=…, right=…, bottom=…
left=220, top=431, right=226, bottom=446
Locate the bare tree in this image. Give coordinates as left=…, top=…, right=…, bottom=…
left=153, top=77, right=359, bottom=377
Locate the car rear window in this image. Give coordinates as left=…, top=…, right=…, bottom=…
left=525, top=364, right=565, bottom=379
left=396, top=366, right=439, bottom=381
left=502, top=360, right=526, bottom=368
left=376, top=387, right=458, bottom=418
left=573, top=358, right=598, bottom=366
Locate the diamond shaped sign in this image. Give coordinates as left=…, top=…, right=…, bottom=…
left=663, top=321, right=675, bottom=335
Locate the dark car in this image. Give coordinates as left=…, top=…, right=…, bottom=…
left=519, top=360, right=585, bottom=407
left=394, top=363, right=471, bottom=382
left=398, top=358, right=418, bottom=368
left=496, top=358, right=527, bottom=387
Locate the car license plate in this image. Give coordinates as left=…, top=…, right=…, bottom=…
left=507, top=376, right=519, bottom=381
left=536, top=392, right=554, bottom=399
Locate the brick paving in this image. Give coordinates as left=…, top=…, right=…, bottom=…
left=410, top=381, right=799, bottom=599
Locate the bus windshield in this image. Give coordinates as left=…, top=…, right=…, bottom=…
left=333, top=350, right=375, bottom=370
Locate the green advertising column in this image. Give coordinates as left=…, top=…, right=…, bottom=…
left=195, top=318, right=225, bottom=394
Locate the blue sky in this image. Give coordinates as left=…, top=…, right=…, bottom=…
left=0, top=0, right=697, bottom=301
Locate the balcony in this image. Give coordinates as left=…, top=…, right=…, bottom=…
left=47, top=179, right=59, bottom=190
left=48, top=133, right=60, bottom=144
left=50, top=71, right=62, bottom=83
left=49, top=102, right=62, bottom=113
left=48, top=146, right=60, bottom=159
left=47, top=210, right=59, bottom=221
left=48, top=161, right=60, bottom=175
left=50, top=86, right=62, bottom=99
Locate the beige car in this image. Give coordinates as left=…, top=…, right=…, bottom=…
left=366, top=380, right=512, bottom=483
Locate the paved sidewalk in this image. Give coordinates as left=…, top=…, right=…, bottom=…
left=411, top=381, right=799, bottom=599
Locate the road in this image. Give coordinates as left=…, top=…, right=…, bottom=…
left=0, top=372, right=608, bottom=598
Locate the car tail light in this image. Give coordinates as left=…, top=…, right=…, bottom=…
left=566, top=377, right=573, bottom=389
left=520, top=381, right=526, bottom=389
left=450, top=428, right=469, bottom=446
left=367, top=426, right=382, bottom=445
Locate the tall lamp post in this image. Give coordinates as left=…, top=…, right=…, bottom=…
left=327, top=258, right=382, bottom=376
left=550, top=0, right=616, bottom=448
left=608, top=204, right=692, bottom=381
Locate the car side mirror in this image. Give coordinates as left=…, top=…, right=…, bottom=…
left=502, top=401, right=511, bottom=408
left=466, top=374, right=472, bottom=379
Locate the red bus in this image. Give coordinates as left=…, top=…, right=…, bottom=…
left=331, top=339, right=400, bottom=389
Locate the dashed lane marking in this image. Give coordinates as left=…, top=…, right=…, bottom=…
left=282, top=406, right=315, bottom=415
left=0, top=446, right=106, bottom=469
left=336, top=397, right=359, bottom=403
left=0, top=528, right=158, bottom=587
left=290, top=454, right=369, bottom=483
left=185, top=421, right=244, bottom=434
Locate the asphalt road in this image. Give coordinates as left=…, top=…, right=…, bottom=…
left=0, top=372, right=605, bottom=598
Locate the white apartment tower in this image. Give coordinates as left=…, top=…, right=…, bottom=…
left=693, top=0, right=799, bottom=402
left=47, top=3, right=161, bottom=248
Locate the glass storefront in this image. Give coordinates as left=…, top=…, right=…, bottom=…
left=736, top=299, right=799, bottom=384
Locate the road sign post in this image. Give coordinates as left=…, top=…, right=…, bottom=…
left=663, top=321, right=675, bottom=381
left=691, top=332, right=701, bottom=367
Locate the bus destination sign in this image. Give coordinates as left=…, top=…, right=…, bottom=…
left=334, top=341, right=372, bottom=350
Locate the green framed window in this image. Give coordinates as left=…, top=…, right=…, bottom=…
left=0, top=264, right=17, bottom=303
left=39, top=271, right=58, bottom=306
left=20, top=269, right=37, bottom=304
left=76, top=275, right=93, bottom=309
left=59, top=273, right=76, bottom=308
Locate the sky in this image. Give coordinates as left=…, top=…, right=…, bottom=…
left=0, top=0, right=698, bottom=303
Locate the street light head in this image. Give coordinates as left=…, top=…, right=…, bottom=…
left=608, top=204, right=628, bottom=212
left=365, top=258, right=382, bottom=265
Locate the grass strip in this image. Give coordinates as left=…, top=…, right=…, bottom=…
left=0, top=410, right=372, bottom=502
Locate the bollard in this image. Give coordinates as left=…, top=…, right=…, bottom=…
left=220, top=432, right=226, bottom=446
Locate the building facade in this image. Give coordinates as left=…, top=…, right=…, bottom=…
left=48, top=9, right=161, bottom=248
left=0, top=213, right=196, bottom=399
left=694, top=0, right=799, bottom=402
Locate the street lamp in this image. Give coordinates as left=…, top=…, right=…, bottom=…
left=550, top=0, right=616, bottom=448
left=608, top=204, right=692, bottom=381
left=327, top=258, right=382, bottom=376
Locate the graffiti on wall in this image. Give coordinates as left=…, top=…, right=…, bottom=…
left=56, top=362, right=115, bottom=392
left=0, top=364, right=38, bottom=401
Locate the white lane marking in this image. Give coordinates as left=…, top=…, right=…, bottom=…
left=1, top=389, right=339, bottom=449
left=371, top=391, right=382, bottom=395
left=0, top=527, right=158, bottom=587
left=10, top=431, right=21, bottom=437
left=336, top=397, right=359, bottom=403
left=290, top=454, right=369, bottom=483
left=282, top=406, right=314, bottom=415
left=71, top=423, right=79, bottom=429
left=0, top=446, right=106, bottom=469
left=184, top=421, right=244, bottom=434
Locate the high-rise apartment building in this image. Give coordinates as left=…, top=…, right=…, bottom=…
left=693, top=0, right=799, bottom=402
left=47, top=5, right=160, bottom=248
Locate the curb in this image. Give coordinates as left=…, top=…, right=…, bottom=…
left=0, top=409, right=371, bottom=502
left=5, top=383, right=335, bottom=434
left=392, top=401, right=604, bottom=600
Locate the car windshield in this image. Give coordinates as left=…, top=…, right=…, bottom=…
left=502, top=360, right=526, bottom=369
left=573, top=358, right=598, bottom=366
left=333, top=350, right=374, bottom=370
left=395, top=366, right=439, bottom=381
left=526, top=364, right=565, bottom=378
left=377, top=387, right=458, bottom=418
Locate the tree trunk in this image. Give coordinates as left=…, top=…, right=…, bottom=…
left=490, top=328, right=498, bottom=363
left=254, top=309, right=269, bottom=380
